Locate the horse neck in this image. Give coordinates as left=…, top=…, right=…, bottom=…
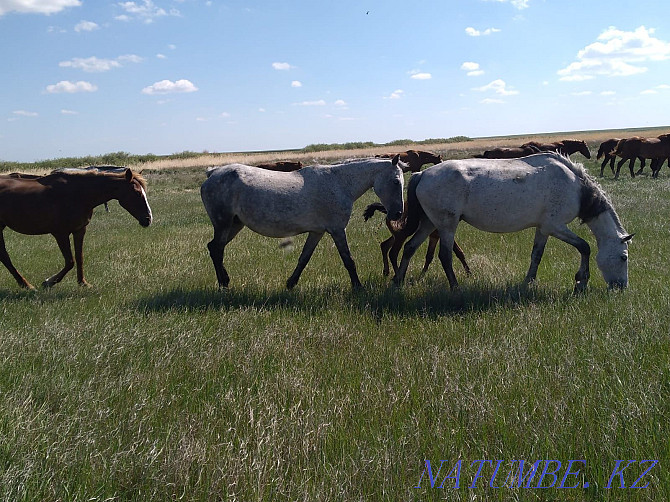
left=585, top=209, right=624, bottom=245
left=331, top=161, right=385, bottom=200
left=66, top=175, right=122, bottom=208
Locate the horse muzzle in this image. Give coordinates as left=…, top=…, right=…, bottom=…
left=139, top=215, right=152, bottom=227
left=389, top=210, right=403, bottom=221
left=608, top=280, right=628, bottom=290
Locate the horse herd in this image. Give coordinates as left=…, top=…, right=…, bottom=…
left=0, top=143, right=637, bottom=293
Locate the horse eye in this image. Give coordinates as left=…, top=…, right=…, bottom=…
left=393, top=179, right=401, bottom=185
left=621, top=255, right=628, bottom=262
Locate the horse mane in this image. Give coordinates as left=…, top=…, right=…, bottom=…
left=561, top=156, right=625, bottom=231
left=50, top=168, right=147, bottom=190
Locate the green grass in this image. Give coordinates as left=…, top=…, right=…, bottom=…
left=0, top=159, right=668, bottom=501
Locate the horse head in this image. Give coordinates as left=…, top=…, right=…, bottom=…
left=596, top=233, right=634, bottom=289
left=116, top=169, right=153, bottom=227
left=373, top=155, right=404, bottom=221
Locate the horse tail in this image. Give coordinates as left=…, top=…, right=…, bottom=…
left=400, top=173, right=426, bottom=236
left=363, top=202, right=387, bottom=221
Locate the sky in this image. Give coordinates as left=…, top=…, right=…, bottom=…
left=2, top=0, right=670, bottom=162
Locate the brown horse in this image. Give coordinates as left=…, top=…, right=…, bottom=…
left=597, top=138, right=646, bottom=177
left=363, top=202, right=470, bottom=278
left=522, top=139, right=591, bottom=158
left=0, top=168, right=152, bottom=289
left=375, top=150, right=442, bottom=172
left=474, top=145, right=541, bottom=159
left=254, top=161, right=303, bottom=172
left=612, top=136, right=670, bottom=179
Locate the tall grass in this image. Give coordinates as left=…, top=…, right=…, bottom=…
left=0, top=156, right=667, bottom=501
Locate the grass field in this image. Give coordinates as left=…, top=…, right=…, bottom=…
left=0, top=137, right=669, bottom=501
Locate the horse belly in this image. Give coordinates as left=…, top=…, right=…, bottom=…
left=235, top=194, right=323, bottom=238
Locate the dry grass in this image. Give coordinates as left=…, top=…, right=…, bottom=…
left=128, top=126, right=670, bottom=172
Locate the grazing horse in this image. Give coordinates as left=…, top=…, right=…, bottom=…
left=254, top=161, right=303, bottom=172
left=612, top=136, right=670, bottom=179
left=201, top=156, right=405, bottom=290
left=475, top=145, right=541, bottom=159
left=0, top=168, right=152, bottom=289
left=363, top=202, right=471, bottom=278
left=522, top=139, right=591, bottom=159
left=375, top=150, right=442, bottom=172
left=393, top=153, right=633, bottom=291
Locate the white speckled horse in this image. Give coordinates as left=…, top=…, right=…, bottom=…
left=394, top=153, right=633, bottom=291
left=201, top=156, right=405, bottom=289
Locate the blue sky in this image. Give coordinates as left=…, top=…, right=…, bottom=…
left=2, top=0, right=670, bottom=162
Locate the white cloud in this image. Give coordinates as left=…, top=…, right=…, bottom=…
left=465, top=26, right=501, bottom=37
left=482, top=0, right=530, bottom=9
left=461, top=62, right=484, bottom=76
left=13, top=110, right=38, bottom=117
left=272, top=62, right=294, bottom=70
left=334, top=99, right=347, bottom=106
left=410, top=72, right=432, bottom=80
left=116, top=0, right=179, bottom=23
left=61, top=109, right=78, bottom=115
left=384, top=89, right=404, bottom=100
left=156, top=53, right=167, bottom=59
left=74, top=20, right=98, bottom=32
left=291, top=80, right=302, bottom=87
left=45, top=80, right=97, bottom=93
left=294, top=100, right=326, bottom=106
left=220, top=112, right=231, bottom=118
left=481, top=98, right=505, bottom=104
left=141, top=79, right=198, bottom=95
left=473, top=79, right=519, bottom=95
left=558, top=26, right=670, bottom=81
left=0, top=0, right=81, bottom=16
left=59, top=55, right=142, bottom=72
left=600, top=91, right=616, bottom=96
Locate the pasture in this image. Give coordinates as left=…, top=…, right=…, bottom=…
left=0, top=138, right=669, bottom=501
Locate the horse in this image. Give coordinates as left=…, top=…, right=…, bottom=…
left=597, top=139, right=647, bottom=178
left=612, top=136, right=670, bottom=179
left=474, top=145, right=541, bottom=159
left=201, top=156, right=405, bottom=290
left=393, top=153, right=633, bottom=291
left=363, top=201, right=471, bottom=278
left=522, top=139, right=591, bottom=159
left=0, top=168, right=152, bottom=290
left=254, top=161, right=303, bottom=172
left=375, top=150, right=442, bottom=173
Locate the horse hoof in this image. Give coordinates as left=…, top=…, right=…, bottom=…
left=286, top=279, right=297, bottom=290
left=79, top=281, right=92, bottom=288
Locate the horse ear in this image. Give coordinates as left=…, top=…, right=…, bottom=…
left=621, top=233, right=635, bottom=243
left=124, top=168, right=133, bottom=181
left=391, top=154, right=400, bottom=166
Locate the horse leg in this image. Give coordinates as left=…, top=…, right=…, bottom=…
left=286, top=231, right=324, bottom=289
left=453, top=240, right=471, bottom=276
left=524, top=229, right=549, bottom=284
left=207, top=216, right=244, bottom=288
left=418, top=231, right=439, bottom=278
left=72, top=227, right=90, bottom=286
left=329, top=229, right=363, bottom=289
left=548, top=225, right=591, bottom=293
left=614, top=157, right=627, bottom=179
left=0, top=228, right=35, bottom=289
left=600, top=156, right=609, bottom=177
left=434, top=227, right=459, bottom=290
left=628, top=158, right=636, bottom=178
left=393, top=217, right=436, bottom=286
left=380, top=234, right=395, bottom=276
left=43, top=233, right=75, bottom=288
left=636, top=157, right=646, bottom=175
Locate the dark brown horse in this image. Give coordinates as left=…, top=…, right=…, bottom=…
left=254, top=161, right=303, bottom=172
left=474, top=145, right=541, bottom=159
left=0, top=168, right=152, bottom=289
left=612, top=136, right=670, bottom=179
left=522, top=139, right=591, bottom=158
left=375, top=150, right=442, bottom=173
left=363, top=202, right=470, bottom=278
left=597, top=138, right=646, bottom=177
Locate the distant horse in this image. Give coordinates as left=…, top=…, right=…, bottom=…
left=474, top=145, right=541, bottom=159
left=522, top=139, right=591, bottom=159
left=375, top=150, right=442, bottom=172
left=597, top=139, right=646, bottom=177
left=254, top=161, right=303, bottom=172
left=0, top=168, right=152, bottom=289
left=363, top=201, right=471, bottom=278
left=393, top=153, right=633, bottom=291
left=612, top=136, right=670, bottom=179
left=201, top=157, right=405, bottom=289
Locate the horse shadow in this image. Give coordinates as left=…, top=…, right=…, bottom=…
left=131, top=277, right=572, bottom=319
